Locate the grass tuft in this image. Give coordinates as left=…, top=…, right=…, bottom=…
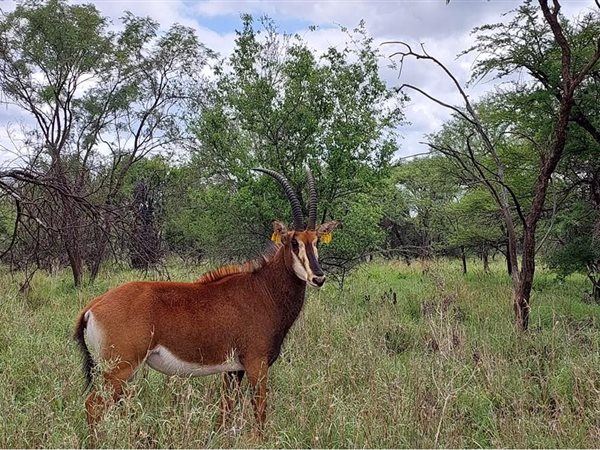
left=0, top=259, right=599, bottom=447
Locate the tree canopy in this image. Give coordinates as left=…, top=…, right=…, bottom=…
left=0, top=0, right=599, bottom=320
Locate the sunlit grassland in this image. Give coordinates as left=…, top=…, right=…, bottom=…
left=0, top=259, right=599, bottom=448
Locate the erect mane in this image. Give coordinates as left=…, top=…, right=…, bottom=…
left=195, top=245, right=279, bottom=285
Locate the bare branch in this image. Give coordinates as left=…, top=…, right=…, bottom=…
left=399, top=83, right=477, bottom=126
left=539, top=0, right=572, bottom=92
left=0, top=198, right=21, bottom=260
left=395, top=151, right=432, bottom=162
left=385, top=41, right=480, bottom=120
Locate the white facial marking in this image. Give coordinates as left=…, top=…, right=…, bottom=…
left=146, top=345, right=243, bottom=377
left=84, top=310, right=104, bottom=356
left=291, top=239, right=322, bottom=287
left=291, top=240, right=311, bottom=282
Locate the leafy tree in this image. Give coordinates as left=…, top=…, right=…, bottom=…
left=392, top=157, right=457, bottom=258
left=466, top=0, right=600, bottom=149
left=323, top=193, right=385, bottom=278
left=545, top=201, right=600, bottom=301
left=386, top=156, right=505, bottom=273
left=391, top=0, right=600, bottom=329
left=444, top=188, right=506, bottom=273
left=466, top=0, right=600, bottom=328
left=545, top=123, right=600, bottom=299
left=0, top=0, right=212, bottom=285
left=190, top=16, right=403, bottom=269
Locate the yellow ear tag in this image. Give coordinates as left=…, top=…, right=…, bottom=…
left=271, top=232, right=282, bottom=244
left=321, top=232, right=332, bottom=244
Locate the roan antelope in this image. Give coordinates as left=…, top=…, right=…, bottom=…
left=73, top=167, right=339, bottom=434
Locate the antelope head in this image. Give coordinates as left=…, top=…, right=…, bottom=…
left=253, top=168, right=339, bottom=288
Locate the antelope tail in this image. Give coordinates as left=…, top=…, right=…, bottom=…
left=73, top=311, right=95, bottom=391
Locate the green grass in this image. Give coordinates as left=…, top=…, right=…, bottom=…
left=1, top=259, right=599, bottom=448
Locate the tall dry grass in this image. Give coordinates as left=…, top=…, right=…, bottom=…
left=0, top=259, right=599, bottom=448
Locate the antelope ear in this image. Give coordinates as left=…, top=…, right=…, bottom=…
left=271, top=221, right=289, bottom=245
left=317, top=220, right=340, bottom=244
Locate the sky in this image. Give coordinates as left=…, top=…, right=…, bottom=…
left=0, top=0, right=597, bottom=163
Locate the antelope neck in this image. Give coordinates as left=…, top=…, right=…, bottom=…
left=260, top=247, right=307, bottom=323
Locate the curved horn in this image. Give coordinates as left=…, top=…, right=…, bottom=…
left=305, top=166, right=318, bottom=230
left=252, top=168, right=305, bottom=230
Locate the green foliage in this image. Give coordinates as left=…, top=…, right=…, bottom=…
left=432, top=93, right=541, bottom=207
left=464, top=0, right=600, bottom=185
left=444, top=188, right=504, bottom=248
left=0, top=0, right=213, bottom=283
left=0, top=0, right=111, bottom=114
left=1, top=0, right=110, bottom=73
left=466, top=0, right=600, bottom=95
left=323, top=194, right=385, bottom=264
left=546, top=201, right=600, bottom=278
left=188, top=16, right=403, bottom=264
left=391, top=157, right=459, bottom=253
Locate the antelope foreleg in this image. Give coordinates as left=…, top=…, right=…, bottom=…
left=244, top=359, right=269, bottom=437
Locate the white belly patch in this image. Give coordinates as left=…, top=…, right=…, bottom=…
left=146, top=345, right=244, bottom=377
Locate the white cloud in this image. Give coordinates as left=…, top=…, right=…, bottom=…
left=195, top=27, right=238, bottom=59
left=0, top=105, right=37, bottom=167
left=91, top=0, right=194, bottom=28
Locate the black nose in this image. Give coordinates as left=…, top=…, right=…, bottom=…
left=312, top=276, right=325, bottom=287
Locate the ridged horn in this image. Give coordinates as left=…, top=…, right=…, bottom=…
left=305, top=166, right=318, bottom=230
left=252, top=168, right=305, bottom=230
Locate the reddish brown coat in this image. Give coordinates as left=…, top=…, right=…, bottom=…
left=74, top=165, right=339, bottom=436
left=74, top=224, right=336, bottom=433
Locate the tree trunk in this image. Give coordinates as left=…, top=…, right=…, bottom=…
left=461, top=246, right=467, bottom=274
left=389, top=0, right=600, bottom=332
left=482, top=245, right=490, bottom=274
left=505, top=242, right=513, bottom=276
left=514, top=80, right=574, bottom=330
left=504, top=217, right=520, bottom=280
left=88, top=236, right=108, bottom=284
left=61, top=197, right=84, bottom=288
left=589, top=270, right=600, bottom=303
left=514, top=167, right=553, bottom=330
left=65, top=244, right=83, bottom=288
